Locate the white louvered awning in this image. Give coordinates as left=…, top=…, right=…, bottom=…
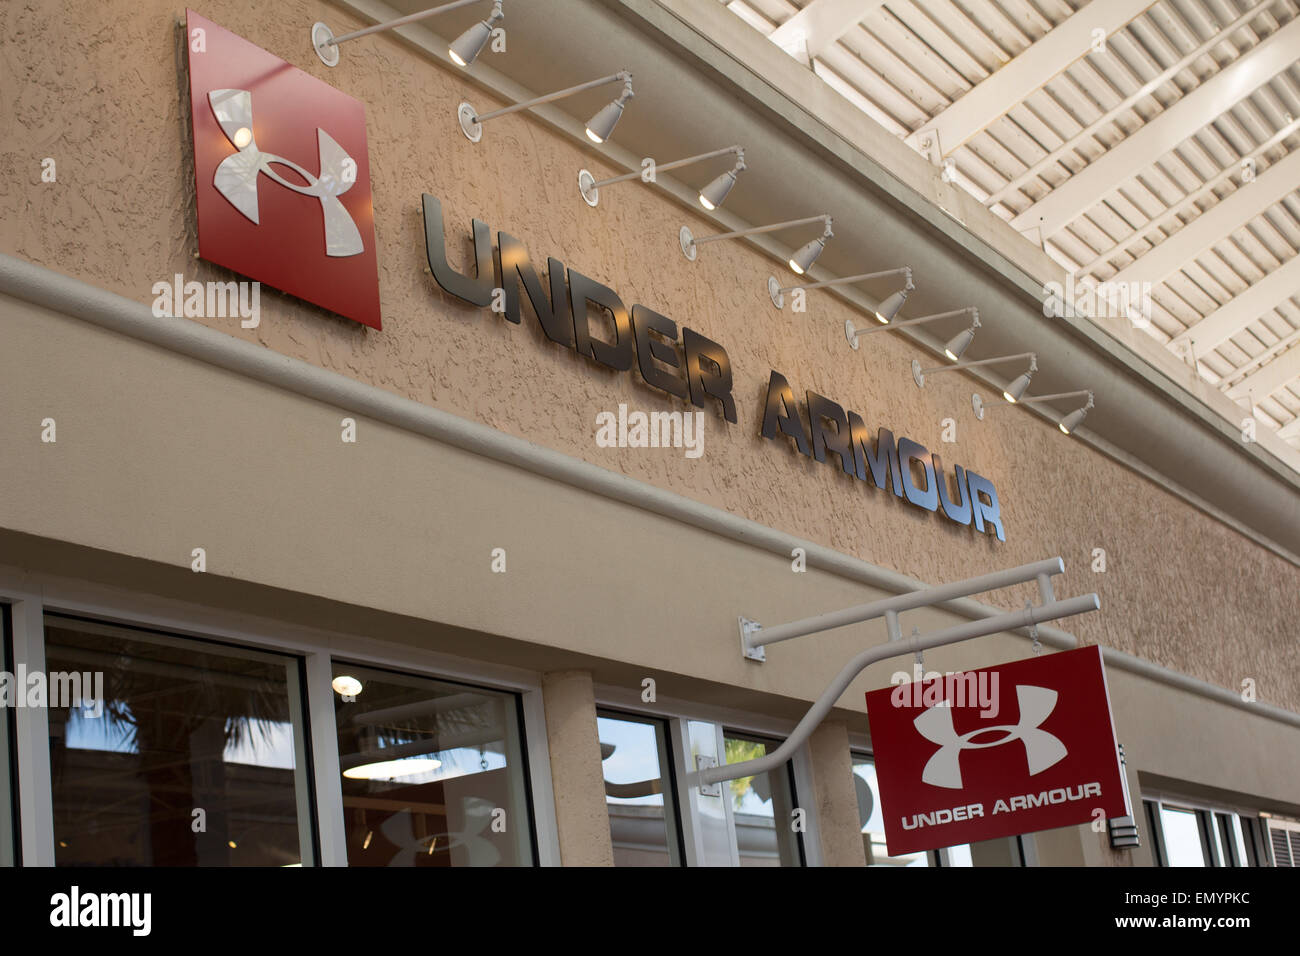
left=718, top=0, right=1300, bottom=451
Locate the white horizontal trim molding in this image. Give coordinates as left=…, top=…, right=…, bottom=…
left=2, top=252, right=1297, bottom=730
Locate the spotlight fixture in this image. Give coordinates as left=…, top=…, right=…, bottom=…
left=845, top=306, right=979, bottom=353
left=943, top=327, right=976, bottom=362
left=911, top=352, right=1035, bottom=392
left=875, top=286, right=910, bottom=325
left=459, top=71, right=633, bottom=144
left=680, top=215, right=832, bottom=271
left=579, top=146, right=744, bottom=208
left=313, top=0, right=503, bottom=68
left=769, top=267, right=912, bottom=312
left=972, top=389, right=1095, bottom=434
left=1057, top=398, right=1095, bottom=435
left=449, top=0, right=505, bottom=66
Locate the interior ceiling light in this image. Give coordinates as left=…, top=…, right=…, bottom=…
left=911, top=352, right=1035, bottom=393
left=343, top=757, right=443, bottom=781
left=972, top=389, right=1095, bottom=435
left=769, top=266, right=911, bottom=312
left=313, top=0, right=503, bottom=68
left=331, top=675, right=363, bottom=696
left=845, top=306, right=979, bottom=353
left=579, top=146, right=744, bottom=208
left=679, top=214, right=832, bottom=270
left=459, top=71, right=633, bottom=144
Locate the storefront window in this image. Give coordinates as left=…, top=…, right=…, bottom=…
left=1214, top=811, right=1248, bottom=866
left=852, top=755, right=928, bottom=866
left=44, top=615, right=314, bottom=866
left=1, top=606, right=15, bottom=866
left=1158, top=805, right=1208, bottom=866
left=598, top=711, right=681, bottom=865
left=724, top=732, right=802, bottom=866
left=332, top=663, right=533, bottom=866
left=1144, top=797, right=1272, bottom=867
left=941, top=844, right=973, bottom=866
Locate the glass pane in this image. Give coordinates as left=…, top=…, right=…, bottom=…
left=1159, top=806, right=1208, bottom=866
left=44, top=615, right=313, bottom=866
left=333, top=663, right=533, bottom=866
left=1215, top=813, right=1250, bottom=867
left=598, top=712, right=679, bottom=866
left=724, top=733, right=802, bottom=867
left=945, top=844, right=973, bottom=866
left=1229, top=815, right=1249, bottom=867
left=0, top=606, right=14, bottom=866
left=852, top=756, right=929, bottom=866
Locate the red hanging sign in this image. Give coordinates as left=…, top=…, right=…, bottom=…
left=866, top=645, right=1128, bottom=856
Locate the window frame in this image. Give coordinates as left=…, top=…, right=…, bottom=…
left=594, top=682, right=824, bottom=866
left=329, top=656, right=539, bottom=867
left=721, top=727, right=806, bottom=867
left=1142, top=793, right=1269, bottom=868
left=595, top=706, right=687, bottom=867
left=43, top=610, right=321, bottom=866
left=0, top=604, right=17, bottom=865
left=0, top=571, right=560, bottom=867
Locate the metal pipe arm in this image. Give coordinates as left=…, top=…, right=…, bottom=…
left=919, top=352, right=1036, bottom=377
left=979, top=389, right=1093, bottom=411
left=778, top=266, right=911, bottom=296
left=698, top=593, right=1100, bottom=786
left=853, top=307, right=975, bottom=337
left=747, top=556, right=1064, bottom=650
left=474, top=71, right=630, bottom=123
left=691, top=214, right=830, bottom=246
left=328, top=0, right=489, bottom=45
left=592, top=146, right=742, bottom=188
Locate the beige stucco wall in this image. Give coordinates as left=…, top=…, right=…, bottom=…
left=0, top=0, right=1297, bottom=723
left=3, top=295, right=1299, bottom=822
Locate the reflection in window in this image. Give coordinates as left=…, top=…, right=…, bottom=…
left=943, top=844, right=974, bottom=866
left=1, top=606, right=14, bottom=866
left=852, top=755, right=928, bottom=866
left=44, top=615, right=313, bottom=866
left=1146, top=798, right=1268, bottom=867
left=724, top=732, right=802, bottom=867
left=598, top=712, right=681, bottom=866
left=333, top=664, right=533, bottom=866
left=1160, top=806, right=1207, bottom=866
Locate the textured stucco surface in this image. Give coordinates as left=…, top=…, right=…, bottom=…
left=1, top=0, right=1297, bottom=712
left=541, top=671, right=615, bottom=866
left=807, top=719, right=866, bottom=866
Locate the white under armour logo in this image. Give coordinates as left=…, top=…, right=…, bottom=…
left=207, top=89, right=364, bottom=257
left=914, top=684, right=1067, bottom=789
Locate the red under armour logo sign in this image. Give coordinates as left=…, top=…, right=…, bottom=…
left=865, top=646, right=1128, bottom=856
left=914, top=685, right=1068, bottom=789
left=185, top=11, right=382, bottom=329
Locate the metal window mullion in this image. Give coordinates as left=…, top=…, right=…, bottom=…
left=519, top=688, right=561, bottom=867
left=303, top=652, right=348, bottom=867
left=790, top=743, right=823, bottom=867
left=668, top=718, right=703, bottom=867
left=714, top=723, right=741, bottom=867
left=1197, top=808, right=1220, bottom=867
left=10, top=596, right=54, bottom=866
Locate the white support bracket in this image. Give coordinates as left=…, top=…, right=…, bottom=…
left=696, top=754, right=722, bottom=796
left=701, top=588, right=1101, bottom=788
left=739, top=617, right=765, bottom=662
